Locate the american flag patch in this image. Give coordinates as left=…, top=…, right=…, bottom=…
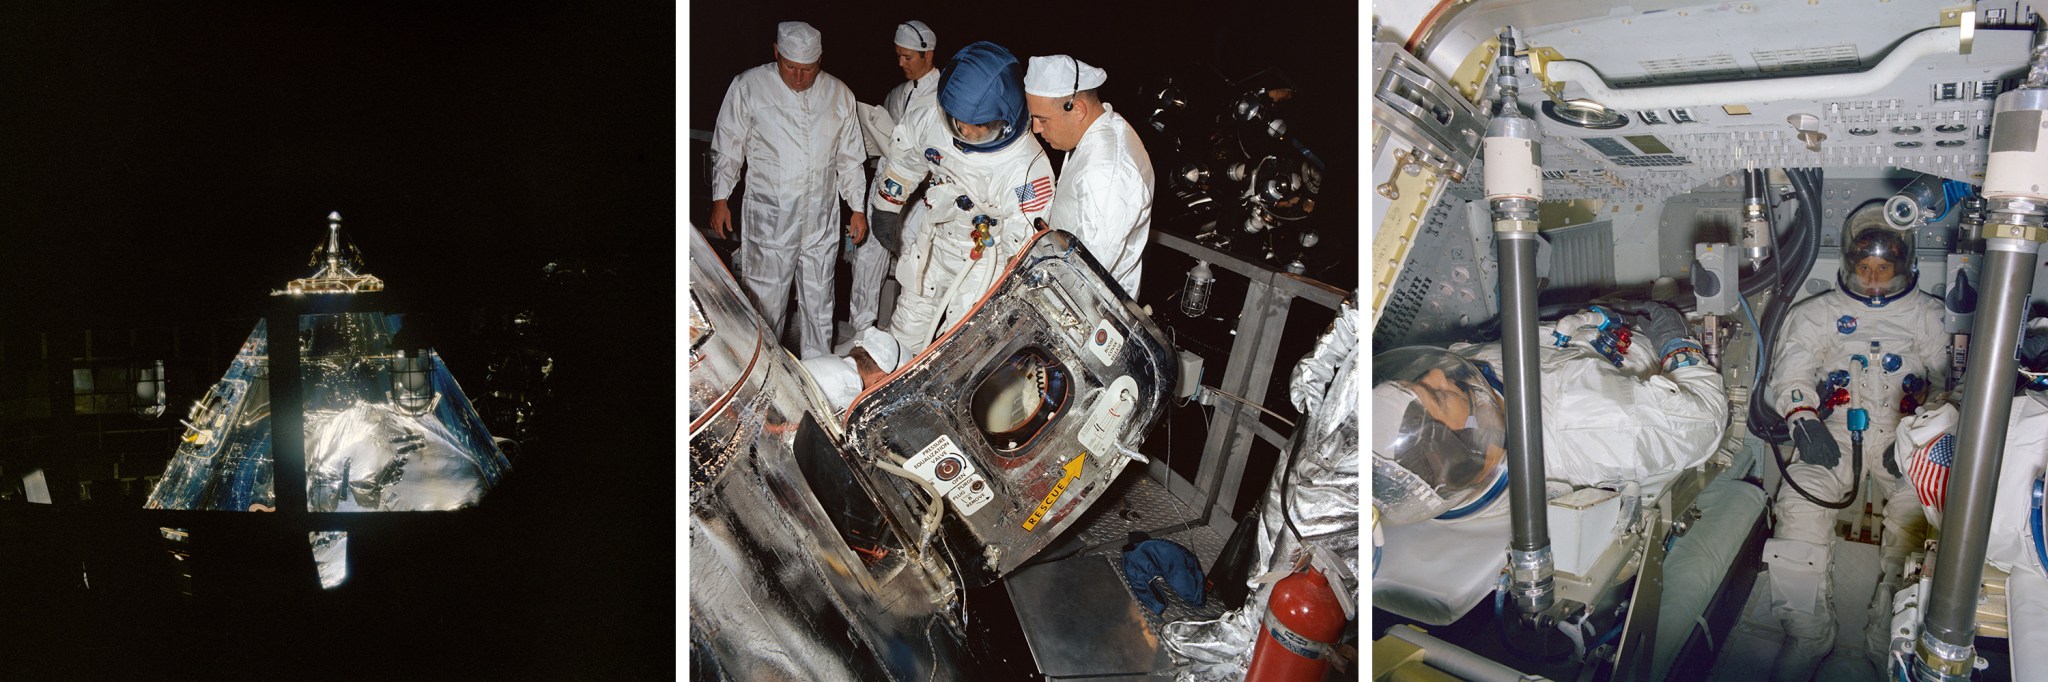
left=1910, top=433, right=1955, bottom=515
left=1015, top=176, right=1053, bottom=213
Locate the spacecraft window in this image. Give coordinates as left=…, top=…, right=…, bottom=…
left=790, top=413, right=899, bottom=567
left=972, top=347, right=1072, bottom=454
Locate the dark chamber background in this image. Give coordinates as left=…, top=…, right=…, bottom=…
left=684, top=1, right=1359, bottom=232
left=0, top=1, right=676, bottom=678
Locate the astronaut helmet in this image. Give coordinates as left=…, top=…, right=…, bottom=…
left=2020, top=318, right=2048, bottom=391
left=1837, top=210, right=1918, bottom=307
left=1371, top=346, right=1508, bottom=526
left=937, top=41, right=1028, bottom=153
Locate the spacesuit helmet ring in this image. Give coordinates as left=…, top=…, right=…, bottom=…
left=1371, top=346, right=1507, bottom=526
left=936, top=41, right=1028, bottom=153
left=1837, top=210, right=1918, bottom=306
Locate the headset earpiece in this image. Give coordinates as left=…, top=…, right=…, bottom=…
left=1063, top=55, right=1079, bottom=112
left=898, top=22, right=927, bottom=50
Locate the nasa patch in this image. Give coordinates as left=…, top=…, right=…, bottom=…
left=1837, top=315, right=1857, bottom=334
left=925, top=147, right=944, bottom=164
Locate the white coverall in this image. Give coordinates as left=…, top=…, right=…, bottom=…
left=873, top=105, right=1055, bottom=357
left=1764, top=289, right=1946, bottom=681
left=710, top=63, right=867, bottom=360
left=851, top=69, right=943, bottom=331
left=1044, top=103, right=1154, bottom=299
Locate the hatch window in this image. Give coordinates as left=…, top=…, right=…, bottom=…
left=972, top=347, right=1071, bottom=454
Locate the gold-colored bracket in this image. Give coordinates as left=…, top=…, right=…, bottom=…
left=1370, top=153, right=1444, bottom=329
left=1984, top=221, right=2048, bottom=242
left=1940, top=5, right=1976, bottom=54
left=1450, top=38, right=1568, bottom=105
left=1448, top=37, right=1500, bottom=105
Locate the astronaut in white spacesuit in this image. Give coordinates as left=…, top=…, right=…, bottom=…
left=849, top=20, right=943, bottom=333
left=708, top=21, right=870, bottom=361
left=1022, top=55, right=1154, bottom=298
left=1764, top=222, right=1947, bottom=681
left=871, top=40, right=1056, bottom=357
left=1881, top=321, right=2048, bottom=677
left=1373, top=304, right=1729, bottom=527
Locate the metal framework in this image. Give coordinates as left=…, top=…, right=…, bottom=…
left=1144, top=230, right=1347, bottom=536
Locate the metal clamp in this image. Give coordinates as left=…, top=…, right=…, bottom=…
left=1508, top=547, right=1556, bottom=613
left=1914, top=630, right=1976, bottom=679
left=1982, top=220, right=2048, bottom=243
left=1495, top=219, right=1540, bottom=235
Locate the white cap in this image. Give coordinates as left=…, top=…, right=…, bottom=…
left=894, top=21, right=934, bottom=52
left=776, top=22, right=822, bottom=64
left=854, top=325, right=902, bottom=372
left=1024, top=55, right=1108, bottom=98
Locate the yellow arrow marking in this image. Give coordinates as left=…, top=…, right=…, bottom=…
left=1021, top=455, right=1086, bottom=532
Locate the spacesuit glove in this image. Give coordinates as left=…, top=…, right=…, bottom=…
left=1787, top=412, right=1840, bottom=469
left=1621, top=302, right=1689, bottom=354
left=869, top=208, right=903, bottom=251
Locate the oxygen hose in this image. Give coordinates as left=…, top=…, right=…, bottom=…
left=1773, top=408, right=1867, bottom=511
left=1748, top=166, right=1823, bottom=442
left=1746, top=168, right=1867, bottom=509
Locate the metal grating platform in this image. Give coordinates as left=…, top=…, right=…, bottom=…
left=1008, top=474, right=1236, bottom=678
left=1061, top=475, right=1226, bottom=566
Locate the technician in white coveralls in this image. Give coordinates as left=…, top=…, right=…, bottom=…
left=872, top=40, right=1055, bottom=356
left=799, top=325, right=904, bottom=413
left=708, top=21, right=869, bottom=360
left=1022, top=55, right=1154, bottom=298
left=849, top=20, right=943, bottom=333
left=1764, top=220, right=1947, bottom=681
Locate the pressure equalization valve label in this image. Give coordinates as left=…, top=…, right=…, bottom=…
left=905, top=435, right=995, bottom=516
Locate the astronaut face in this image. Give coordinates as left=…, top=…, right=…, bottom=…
left=895, top=45, right=933, bottom=81
left=775, top=50, right=820, bottom=92
left=1406, top=369, right=1472, bottom=431
left=1403, top=369, right=1507, bottom=484
left=1854, top=255, right=1896, bottom=296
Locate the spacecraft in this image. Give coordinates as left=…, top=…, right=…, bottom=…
left=145, top=213, right=511, bottom=589
left=688, top=224, right=1180, bottom=678
left=1374, top=1, right=2048, bottom=679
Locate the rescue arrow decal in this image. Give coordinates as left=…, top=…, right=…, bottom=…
left=1021, top=455, right=1086, bottom=532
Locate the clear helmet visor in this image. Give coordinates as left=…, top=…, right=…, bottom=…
left=946, top=111, right=1010, bottom=147
left=1839, top=206, right=1915, bottom=301
left=1371, top=346, right=1507, bottom=525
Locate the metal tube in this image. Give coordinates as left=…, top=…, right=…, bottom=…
left=1917, top=233, right=2042, bottom=679
left=1499, top=235, right=1547, bottom=555
left=1917, top=55, right=2048, bottom=675
left=1485, top=26, right=1554, bottom=615
left=1742, top=168, right=1772, bottom=267
left=1502, top=230, right=1553, bottom=614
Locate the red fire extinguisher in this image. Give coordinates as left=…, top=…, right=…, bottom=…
left=1245, top=567, right=1346, bottom=681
